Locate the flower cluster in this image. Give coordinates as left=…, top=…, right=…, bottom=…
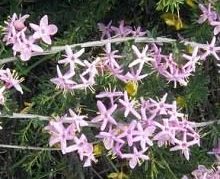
left=151, top=44, right=201, bottom=88
left=50, top=45, right=100, bottom=92
left=93, top=91, right=200, bottom=168
left=44, top=109, right=97, bottom=167
left=45, top=91, right=200, bottom=168
left=98, top=20, right=146, bottom=39
left=100, top=42, right=203, bottom=88
left=3, top=14, right=57, bottom=61
left=182, top=165, right=220, bottom=179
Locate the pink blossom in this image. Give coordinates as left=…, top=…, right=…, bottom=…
left=198, top=36, right=220, bottom=60
left=58, top=46, right=85, bottom=70
left=111, top=20, right=132, bottom=37
left=0, top=68, right=23, bottom=94
left=12, top=30, right=43, bottom=61
left=62, top=109, right=88, bottom=132
left=30, top=15, right=58, bottom=44
left=129, top=45, right=153, bottom=69
left=198, top=3, right=217, bottom=24
left=170, top=131, right=199, bottom=160
left=131, top=26, right=147, bottom=37
left=50, top=65, right=76, bottom=91
left=97, top=21, right=113, bottom=39
left=96, top=88, right=123, bottom=106
left=97, top=126, right=124, bottom=150
left=44, top=120, right=76, bottom=154
left=3, top=13, right=29, bottom=45
left=65, top=134, right=97, bottom=167
left=92, top=100, right=118, bottom=131
left=119, top=92, right=141, bottom=119
left=121, top=147, right=149, bottom=169
left=117, top=120, right=138, bottom=147
left=102, top=43, right=122, bottom=69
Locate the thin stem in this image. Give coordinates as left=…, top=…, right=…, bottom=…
left=0, top=112, right=98, bottom=127
left=0, top=144, right=60, bottom=151
left=0, top=36, right=176, bottom=65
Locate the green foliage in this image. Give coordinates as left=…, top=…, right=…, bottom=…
left=156, top=0, right=184, bottom=13
left=0, top=0, right=219, bottom=178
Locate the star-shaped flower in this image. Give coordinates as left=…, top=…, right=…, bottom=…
left=30, top=15, right=58, bottom=44
left=197, top=3, right=217, bottom=24
left=129, top=45, right=153, bottom=69
left=119, top=92, right=141, bottom=119
left=121, top=147, right=149, bottom=169
left=92, top=100, right=118, bottom=131
left=62, top=109, right=88, bottom=132
left=198, top=36, right=220, bottom=61
left=58, top=45, right=85, bottom=69
left=50, top=65, right=76, bottom=91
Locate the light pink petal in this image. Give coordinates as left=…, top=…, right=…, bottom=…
left=49, top=136, right=60, bottom=146
left=20, top=51, right=32, bottom=61
left=31, top=44, right=44, bottom=53
left=214, top=26, right=220, bottom=35
left=30, top=23, right=40, bottom=31
left=129, top=158, right=137, bottom=169
left=132, top=45, right=141, bottom=57
left=40, top=15, right=49, bottom=27
left=48, top=24, right=58, bottom=35
left=33, top=32, right=41, bottom=39
left=42, top=35, right=52, bottom=45
left=74, top=48, right=85, bottom=58
left=97, top=101, right=106, bottom=113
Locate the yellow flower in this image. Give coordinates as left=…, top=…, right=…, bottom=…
left=125, top=81, right=138, bottom=96
left=93, top=143, right=104, bottom=157
left=20, top=102, right=34, bottom=114
left=108, top=172, right=128, bottom=179
left=185, top=44, right=194, bottom=54
left=176, top=96, right=187, bottom=108
left=186, top=0, right=197, bottom=8
left=161, top=13, right=186, bottom=30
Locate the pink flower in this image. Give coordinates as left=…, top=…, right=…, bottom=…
left=198, top=36, right=220, bottom=60
left=129, top=45, right=153, bottom=69
left=117, top=120, right=138, bottom=147
left=30, top=15, right=58, bottom=44
left=0, top=68, right=23, bottom=94
left=12, top=31, right=43, bottom=61
left=97, top=21, right=113, bottom=39
left=97, top=126, right=124, bottom=150
left=198, top=4, right=217, bottom=24
left=58, top=46, right=85, bottom=70
left=96, top=88, right=123, bottom=106
left=3, top=13, right=29, bottom=45
left=119, top=92, right=141, bottom=119
left=133, top=122, right=154, bottom=149
left=45, top=121, right=76, bottom=154
left=210, top=20, right=220, bottom=35
left=50, top=65, right=76, bottom=91
left=183, top=46, right=200, bottom=72
left=111, top=20, right=132, bottom=37
left=102, top=43, right=122, bottom=69
left=65, top=134, right=97, bottom=167
left=170, top=131, right=199, bottom=160
left=92, top=100, right=118, bottom=131
left=121, top=147, right=149, bottom=169
left=131, top=26, right=147, bottom=37
left=62, top=109, right=88, bottom=132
